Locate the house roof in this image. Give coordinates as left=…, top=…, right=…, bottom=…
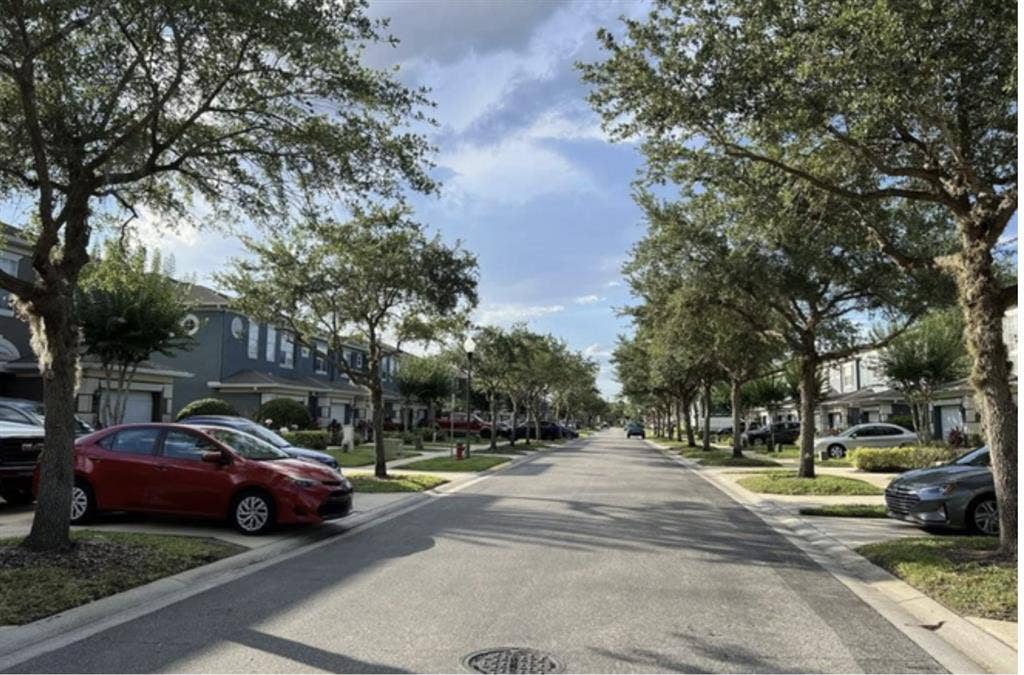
left=212, top=370, right=366, bottom=397
left=184, top=283, right=233, bottom=308
left=820, top=386, right=903, bottom=406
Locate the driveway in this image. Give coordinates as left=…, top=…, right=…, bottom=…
left=6, top=431, right=943, bottom=673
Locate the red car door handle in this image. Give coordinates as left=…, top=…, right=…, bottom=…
left=156, top=465, right=169, bottom=471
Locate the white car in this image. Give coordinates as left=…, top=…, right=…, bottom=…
left=814, top=423, right=917, bottom=458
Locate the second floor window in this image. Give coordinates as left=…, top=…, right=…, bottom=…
left=266, top=326, right=277, bottom=362
left=247, top=319, right=259, bottom=359
left=314, top=342, right=327, bottom=374
left=280, top=332, right=294, bottom=369
left=0, top=253, right=18, bottom=317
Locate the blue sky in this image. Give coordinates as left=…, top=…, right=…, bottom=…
left=130, top=0, right=650, bottom=398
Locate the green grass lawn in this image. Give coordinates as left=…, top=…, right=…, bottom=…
left=680, top=448, right=782, bottom=467
left=400, top=454, right=511, bottom=472
left=0, top=531, right=243, bottom=625
left=799, top=504, right=888, bottom=518
left=737, top=471, right=883, bottom=495
left=326, top=446, right=421, bottom=467
left=857, top=537, right=1016, bottom=621
left=347, top=473, right=448, bottom=492
left=752, top=447, right=853, bottom=467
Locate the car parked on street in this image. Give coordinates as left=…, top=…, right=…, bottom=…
left=626, top=421, right=645, bottom=439
left=744, top=422, right=801, bottom=446
left=0, top=420, right=46, bottom=505
left=0, top=397, right=94, bottom=437
left=177, top=415, right=339, bottom=469
left=60, top=423, right=353, bottom=534
left=884, top=446, right=997, bottom=535
left=813, top=423, right=916, bottom=458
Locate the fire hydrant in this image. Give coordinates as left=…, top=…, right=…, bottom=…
left=455, top=443, right=465, bottom=460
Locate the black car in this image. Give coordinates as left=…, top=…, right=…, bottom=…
left=0, top=397, right=94, bottom=437
left=744, top=422, right=801, bottom=446
left=513, top=421, right=575, bottom=441
left=0, top=420, right=46, bottom=506
left=626, top=421, right=645, bottom=439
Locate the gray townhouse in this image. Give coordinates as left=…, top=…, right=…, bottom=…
left=151, top=284, right=423, bottom=430
left=0, top=228, right=189, bottom=425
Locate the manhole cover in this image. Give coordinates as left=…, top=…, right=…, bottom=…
left=462, top=648, right=563, bottom=674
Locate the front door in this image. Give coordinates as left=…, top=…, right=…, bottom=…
left=150, top=429, right=235, bottom=518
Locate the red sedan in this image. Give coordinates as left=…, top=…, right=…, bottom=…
left=54, top=423, right=352, bottom=534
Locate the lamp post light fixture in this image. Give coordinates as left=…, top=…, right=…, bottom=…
left=463, top=335, right=476, bottom=458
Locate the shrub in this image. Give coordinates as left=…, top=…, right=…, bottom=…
left=853, top=446, right=957, bottom=473
left=255, top=398, right=313, bottom=430
left=886, top=414, right=915, bottom=431
left=175, top=397, right=237, bottom=421
left=281, top=430, right=328, bottom=450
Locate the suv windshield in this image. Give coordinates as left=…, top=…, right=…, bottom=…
left=204, top=428, right=291, bottom=460
left=232, top=421, right=290, bottom=448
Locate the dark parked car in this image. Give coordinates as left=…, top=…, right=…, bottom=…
left=744, top=422, right=800, bottom=446
left=626, top=421, right=645, bottom=439
left=885, top=446, right=997, bottom=535
left=0, top=397, right=93, bottom=437
left=513, top=421, right=573, bottom=441
left=0, top=420, right=46, bottom=505
left=178, top=415, right=338, bottom=469
left=59, top=423, right=352, bottom=534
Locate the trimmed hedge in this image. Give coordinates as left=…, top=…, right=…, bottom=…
left=281, top=430, right=329, bottom=450
left=175, top=397, right=237, bottom=421
left=255, top=398, right=313, bottom=430
left=852, top=446, right=957, bottom=473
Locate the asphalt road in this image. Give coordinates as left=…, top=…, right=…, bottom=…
left=9, top=431, right=943, bottom=673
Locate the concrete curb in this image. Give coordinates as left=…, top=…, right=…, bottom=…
left=0, top=442, right=564, bottom=671
left=647, top=441, right=1017, bottom=674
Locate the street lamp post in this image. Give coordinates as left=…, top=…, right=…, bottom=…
left=463, top=335, right=476, bottom=458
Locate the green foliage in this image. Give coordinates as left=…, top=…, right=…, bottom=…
left=79, top=240, right=196, bottom=426
left=858, top=537, right=1015, bottom=621
left=255, top=399, right=313, bottom=431
left=853, top=446, right=958, bottom=473
left=175, top=398, right=237, bottom=420
left=0, top=530, right=242, bottom=625
left=347, top=473, right=448, bottom=493
left=737, top=471, right=883, bottom=496
left=395, top=355, right=454, bottom=413
left=679, top=448, right=781, bottom=467
left=325, top=446, right=419, bottom=468
left=280, top=430, right=329, bottom=450
left=876, top=311, right=969, bottom=444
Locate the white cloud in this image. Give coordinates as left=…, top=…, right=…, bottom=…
left=440, top=134, right=593, bottom=205
left=574, top=294, right=606, bottom=305
left=524, top=105, right=609, bottom=143
left=583, top=342, right=612, bottom=360
left=128, top=206, right=243, bottom=285
left=476, top=302, right=566, bottom=326
left=605, top=280, right=622, bottom=288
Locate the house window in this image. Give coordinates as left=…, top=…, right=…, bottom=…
left=842, top=363, right=855, bottom=391
left=248, top=319, right=259, bottom=359
left=181, top=314, right=200, bottom=336
left=280, top=332, right=294, bottom=369
left=315, top=342, right=327, bottom=374
left=266, top=326, right=277, bottom=362
left=0, top=253, right=18, bottom=317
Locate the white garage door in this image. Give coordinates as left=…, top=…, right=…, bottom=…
left=940, top=406, right=963, bottom=438
left=122, top=391, right=154, bottom=424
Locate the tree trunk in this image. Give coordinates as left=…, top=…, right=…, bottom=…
left=429, top=400, right=437, bottom=443
left=370, top=380, right=387, bottom=479
left=730, top=378, right=743, bottom=458
left=533, top=407, right=541, bottom=443
left=510, top=399, right=518, bottom=447
left=23, top=296, right=78, bottom=551
left=683, top=393, right=696, bottom=446
left=488, top=390, right=497, bottom=450
left=797, top=356, right=819, bottom=478
left=702, top=381, right=711, bottom=451
left=955, top=235, right=1017, bottom=559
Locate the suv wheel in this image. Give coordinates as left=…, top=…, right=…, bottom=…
left=968, top=496, right=999, bottom=536
left=70, top=480, right=96, bottom=524
left=232, top=491, right=276, bottom=535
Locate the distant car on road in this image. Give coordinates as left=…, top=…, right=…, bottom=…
left=885, top=446, right=997, bottom=535
left=0, top=420, right=46, bottom=506
left=178, top=415, right=339, bottom=469
left=744, top=422, right=800, bottom=446
left=61, top=423, right=352, bottom=534
left=814, top=423, right=916, bottom=458
left=625, top=421, right=645, bottom=439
